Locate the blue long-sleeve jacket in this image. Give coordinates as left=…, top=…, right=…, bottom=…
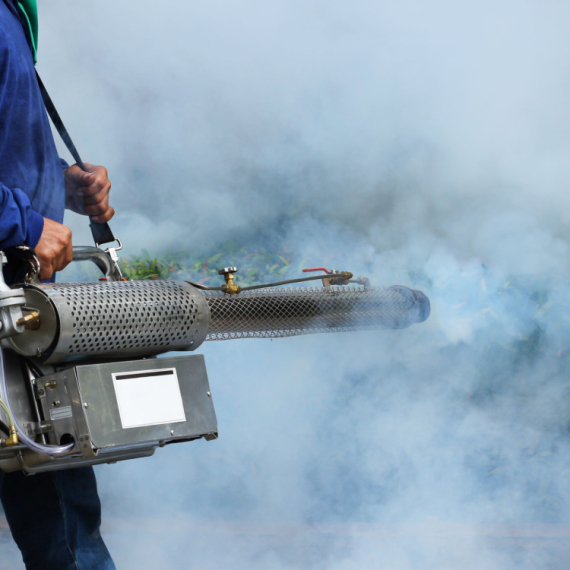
left=0, top=0, right=65, bottom=253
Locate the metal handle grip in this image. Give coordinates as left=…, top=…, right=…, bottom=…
left=72, top=246, right=122, bottom=282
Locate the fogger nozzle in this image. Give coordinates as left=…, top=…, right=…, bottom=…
left=6, top=281, right=430, bottom=363
left=204, top=285, right=430, bottom=341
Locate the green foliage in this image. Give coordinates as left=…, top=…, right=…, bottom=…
left=119, top=242, right=302, bottom=286
left=119, top=249, right=182, bottom=281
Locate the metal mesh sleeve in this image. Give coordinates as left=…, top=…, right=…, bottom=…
left=203, top=285, right=430, bottom=341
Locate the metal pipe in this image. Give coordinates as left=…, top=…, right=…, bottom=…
left=72, top=246, right=122, bottom=281
left=7, top=281, right=430, bottom=362
left=188, top=272, right=348, bottom=292
left=203, top=285, right=430, bottom=341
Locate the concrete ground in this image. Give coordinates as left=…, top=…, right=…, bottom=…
left=2, top=518, right=570, bottom=569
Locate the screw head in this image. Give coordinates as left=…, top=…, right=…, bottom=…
left=207, top=391, right=211, bottom=397
left=170, top=430, right=174, bottom=436
left=83, top=403, right=89, bottom=409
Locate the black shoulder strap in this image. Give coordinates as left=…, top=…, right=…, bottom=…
left=35, top=71, right=116, bottom=247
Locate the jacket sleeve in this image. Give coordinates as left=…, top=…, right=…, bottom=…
left=0, top=182, right=44, bottom=249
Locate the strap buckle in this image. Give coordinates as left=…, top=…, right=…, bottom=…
left=96, top=238, right=124, bottom=281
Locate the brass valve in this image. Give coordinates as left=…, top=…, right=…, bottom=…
left=218, top=267, right=241, bottom=295
left=323, top=271, right=353, bottom=288
left=332, top=271, right=353, bottom=283
left=16, top=310, right=40, bottom=329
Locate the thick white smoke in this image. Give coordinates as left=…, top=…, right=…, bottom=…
left=4, top=1, right=569, bottom=568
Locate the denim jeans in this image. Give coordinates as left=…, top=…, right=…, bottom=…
left=0, top=466, right=115, bottom=570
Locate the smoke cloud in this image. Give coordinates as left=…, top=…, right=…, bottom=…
left=5, top=0, right=568, bottom=568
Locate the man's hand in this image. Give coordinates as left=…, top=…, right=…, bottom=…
left=64, top=162, right=115, bottom=223
left=35, top=218, right=73, bottom=280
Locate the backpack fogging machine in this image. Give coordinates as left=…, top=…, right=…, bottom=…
left=0, top=244, right=430, bottom=474
left=0, top=75, right=431, bottom=473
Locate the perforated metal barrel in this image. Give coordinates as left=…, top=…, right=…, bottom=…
left=203, top=285, right=430, bottom=341
left=11, top=280, right=211, bottom=363
left=10, top=281, right=429, bottom=362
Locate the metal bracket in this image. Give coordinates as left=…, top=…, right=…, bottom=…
left=22, top=421, right=54, bottom=436
left=96, top=238, right=124, bottom=281
left=0, top=251, right=26, bottom=339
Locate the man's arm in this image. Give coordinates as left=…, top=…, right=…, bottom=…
left=35, top=219, right=73, bottom=280
left=0, top=160, right=113, bottom=281
left=64, top=163, right=115, bottom=223
left=34, top=162, right=114, bottom=280
left=36, top=161, right=113, bottom=280
left=0, top=181, right=72, bottom=280
left=0, top=182, right=44, bottom=249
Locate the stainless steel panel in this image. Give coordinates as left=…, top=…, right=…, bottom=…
left=75, top=355, right=217, bottom=450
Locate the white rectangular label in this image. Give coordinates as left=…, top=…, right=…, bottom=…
left=112, top=367, right=186, bottom=429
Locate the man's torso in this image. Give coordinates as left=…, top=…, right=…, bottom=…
left=0, top=0, right=65, bottom=225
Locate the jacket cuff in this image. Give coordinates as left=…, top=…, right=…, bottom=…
left=26, top=210, right=44, bottom=248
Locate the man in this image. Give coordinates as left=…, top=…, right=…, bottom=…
left=0, top=1, right=116, bottom=567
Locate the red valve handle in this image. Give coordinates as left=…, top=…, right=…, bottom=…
left=302, top=267, right=330, bottom=274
